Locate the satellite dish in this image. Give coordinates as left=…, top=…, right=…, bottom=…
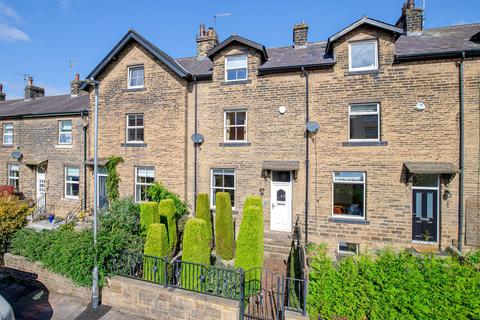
left=11, top=151, right=22, bottom=160
left=191, top=133, right=204, bottom=146
left=306, top=121, right=320, bottom=134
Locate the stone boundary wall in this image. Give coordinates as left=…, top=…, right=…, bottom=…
left=2, top=253, right=90, bottom=301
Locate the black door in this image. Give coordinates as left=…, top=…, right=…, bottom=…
left=98, top=175, right=108, bottom=209
left=412, top=189, right=438, bottom=242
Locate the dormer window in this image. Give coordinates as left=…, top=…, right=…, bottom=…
left=348, top=40, right=378, bottom=72
left=128, top=65, right=144, bottom=89
left=225, top=55, right=247, bottom=82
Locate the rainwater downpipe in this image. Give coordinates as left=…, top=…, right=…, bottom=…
left=193, top=77, right=198, bottom=213
left=458, top=52, right=465, bottom=251
left=82, top=110, right=87, bottom=211
left=302, top=67, right=309, bottom=244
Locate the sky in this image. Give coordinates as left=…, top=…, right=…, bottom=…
left=0, top=0, right=479, bottom=99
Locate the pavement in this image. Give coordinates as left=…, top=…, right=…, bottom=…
left=0, top=272, right=150, bottom=320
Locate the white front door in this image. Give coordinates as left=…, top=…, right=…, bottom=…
left=36, top=167, right=46, bottom=211
left=270, top=171, right=292, bottom=232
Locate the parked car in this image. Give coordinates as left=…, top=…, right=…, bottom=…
left=0, top=295, right=14, bottom=320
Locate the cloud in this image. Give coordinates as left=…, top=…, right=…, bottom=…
left=59, top=0, right=72, bottom=11
left=0, top=23, right=29, bottom=42
left=0, top=1, right=21, bottom=22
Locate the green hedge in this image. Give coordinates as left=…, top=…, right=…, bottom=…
left=181, top=218, right=211, bottom=290
left=143, top=223, right=169, bottom=283
left=195, top=193, right=212, bottom=244
left=159, top=199, right=177, bottom=253
left=243, top=196, right=262, bottom=209
left=214, top=192, right=234, bottom=260
left=140, top=202, right=159, bottom=236
left=307, top=245, right=480, bottom=320
left=146, top=182, right=189, bottom=218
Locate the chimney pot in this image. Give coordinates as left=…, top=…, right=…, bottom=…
left=24, top=77, right=45, bottom=101
left=27, top=76, right=33, bottom=86
left=70, top=73, right=85, bottom=97
left=0, top=84, right=5, bottom=102
left=196, top=24, right=218, bottom=58
left=397, top=0, right=423, bottom=34
left=293, top=22, right=309, bottom=47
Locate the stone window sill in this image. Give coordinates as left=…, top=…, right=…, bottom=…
left=342, top=141, right=388, bottom=147
left=123, top=87, right=147, bottom=93
left=1, top=145, right=13, bottom=148
left=220, top=80, right=252, bottom=86
left=346, top=70, right=379, bottom=76
left=328, top=217, right=370, bottom=225
left=55, top=145, right=73, bottom=149
left=121, top=143, right=147, bottom=147
left=219, top=142, right=251, bottom=147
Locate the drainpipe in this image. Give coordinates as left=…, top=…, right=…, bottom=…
left=302, top=67, right=309, bottom=244
left=82, top=110, right=87, bottom=211
left=193, top=77, right=198, bottom=213
left=458, top=52, right=465, bottom=252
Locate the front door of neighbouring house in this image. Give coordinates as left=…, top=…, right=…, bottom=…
left=270, top=171, right=292, bottom=232
left=98, top=168, right=108, bottom=209
left=412, top=174, right=439, bottom=242
left=36, top=167, right=46, bottom=211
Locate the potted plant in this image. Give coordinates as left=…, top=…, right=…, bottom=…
left=47, top=214, right=55, bottom=224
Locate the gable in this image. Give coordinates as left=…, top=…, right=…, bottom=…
left=207, top=35, right=268, bottom=62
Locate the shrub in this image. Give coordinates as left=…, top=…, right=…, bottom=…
left=0, top=185, right=15, bottom=197
left=181, top=218, right=211, bottom=290
left=159, top=199, right=177, bottom=253
left=105, top=156, right=124, bottom=203
left=195, top=193, right=212, bottom=244
left=0, top=195, right=30, bottom=249
left=244, top=196, right=262, bottom=209
left=143, top=223, right=169, bottom=283
left=307, top=245, right=480, bottom=320
left=214, top=192, right=234, bottom=260
left=146, top=182, right=189, bottom=218
left=139, top=202, right=159, bottom=236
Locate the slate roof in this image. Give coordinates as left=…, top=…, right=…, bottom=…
left=395, top=23, right=480, bottom=60
left=0, top=94, right=89, bottom=119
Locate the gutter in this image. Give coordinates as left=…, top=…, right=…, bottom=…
left=81, top=110, right=88, bottom=211
left=302, top=66, right=310, bottom=244
left=395, top=49, right=480, bottom=63
left=0, top=110, right=87, bottom=121
left=258, top=62, right=335, bottom=75
left=458, top=52, right=466, bottom=251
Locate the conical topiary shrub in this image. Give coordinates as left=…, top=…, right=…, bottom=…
left=143, top=223, right=169, bottom=283
left=196, top=193, right=212, bottom=244
left=159, top=199, right=177, bottom=253
left=214, top=192, right=234, bottom=260
left=244, top=195, right=263, bottom=209
left=140, top=202, right=159, bottom=236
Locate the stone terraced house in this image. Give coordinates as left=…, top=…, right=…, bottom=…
left=2, top=0, right=478, bottom=259
left=0, top=76, right=89, bottom=218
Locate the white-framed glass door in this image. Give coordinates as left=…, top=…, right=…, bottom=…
left=270, top=171, right=292, bottom=232
left=36, top=166, right=46, bottom=211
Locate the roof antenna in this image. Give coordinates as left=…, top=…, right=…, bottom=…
left=422, top=0, right=426, bottom=29
left=16, top=73, right=31, bottom=84
left=69, top=57, right=79, bottom=79
left=214, top=12, right=231, bottom=30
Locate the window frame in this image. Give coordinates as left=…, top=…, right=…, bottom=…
left=348, top=40, right=379, bottom=72
left=348, top=103, right=380, bottom=142
left=7, top=163, right=19, bottom=190
left=225, top=54, right=248, bottom=82
left=210, top=168, right=236, bottom=209
left=126, top=114, right=145, bottom=144
left=223, top=110, right=248, bottom=143
left=135, top=166, right=155, bottom=203
left=127, top=65, right=145, bottom=89
left=58, top=120, right=73, bottom=145
left=338, top=241, right=359, bottom=255
left=332, top=171, right=366, bottom=220
left=3, top=123, right=13, bottom=146
left=64, top=166, right=80, bottom=199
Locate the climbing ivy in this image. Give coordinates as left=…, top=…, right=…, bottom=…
left=105, top=156, right=124, bottom=203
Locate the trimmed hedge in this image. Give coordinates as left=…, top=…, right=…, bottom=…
left=143, top=223, right=169, bottom=283
left=195, top=193, right=212, bottom=244
left=181, top=218, right=211, bottom=290
left=243, top=196, right=262, bottom=209
left=214, top=192, right=234, bottom=260
left=140, top=202, right=159, bottom=236
left=307, top=245, right=480, bottom=320
left=159, top=199, right=177, bottom=253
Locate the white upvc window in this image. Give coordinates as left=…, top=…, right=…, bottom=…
left=135, top=166, right=154, bottom=202
left=3, top=123, right=13, bottom=146
left=65, top=166, right=80, bottom=199
left=338, top=241, right=359, bottom=255
left=126, top=114, right=144, bottom=143
left=348, top=40, right=378, bottom=72
left=224, top=110, right=247, bottom=142
left=58, top=120, right=73, bottom=145
left=225, top=55, right=248, bottom=82
left=349, top=103, right=380, bottom=141
left=332, top=172, right=366, bottom=219
left=8, top=163, right=19, bottom=190
left=211, top=169, right=235, bottom=208
left=128, top=65, right=145, bottom=89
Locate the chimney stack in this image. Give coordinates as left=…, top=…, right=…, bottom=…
left=293, top=22, right=309, bottom=47
left=0, top=84, right=5, bottom=102
left=396, top=0, right=424, bottom=34
left=70, top=73, right=85, bottom=97
left=24, top=77, right=45, bottom=101
left=196, top=24, right=218, bottom=58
